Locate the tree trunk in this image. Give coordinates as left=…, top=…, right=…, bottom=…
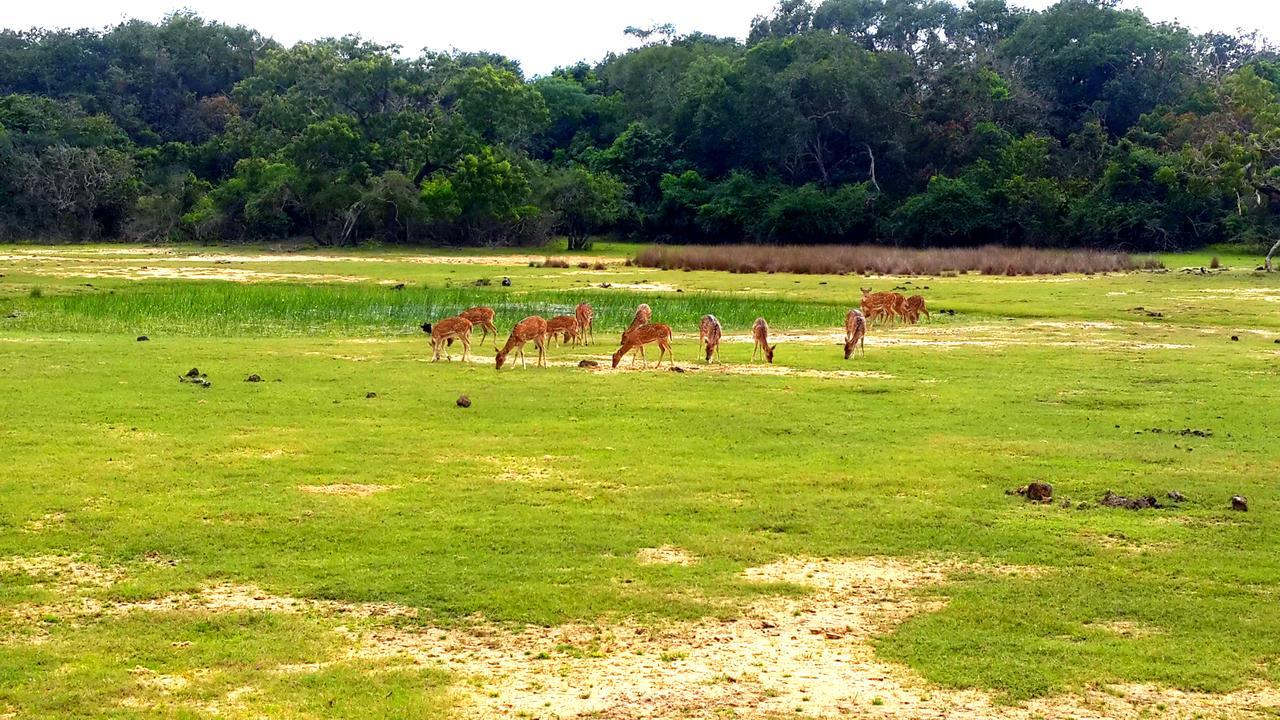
left=1267, top=239, right=1280, bottom=272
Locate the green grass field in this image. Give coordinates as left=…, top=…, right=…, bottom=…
left=1, top=243, right=1279, bottom=719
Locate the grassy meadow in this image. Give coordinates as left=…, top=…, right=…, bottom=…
left=1, top=242, right=1279, bottom=718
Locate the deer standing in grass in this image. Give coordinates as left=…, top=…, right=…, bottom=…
left=844, top=309, right=867, bottom=359
left=699, top=314, right=723, bottom=364
left=459, top=307, right=499, bottom=345
left=422, top=317, right=473, bottom=362
left=612, top=323, right=674, bottom=369
left=904, top=295, right=930, bottom=324
left=861, top=288, right=901, bottom=325
left=623, top=303, right=652, bottom=341
left=496, top=316, right=549, bottom=369
left=575, top=303, right=594, bottom=345
left=545, top=315, right=581, bottom=346
left=619, top=303, right=653, bottom=363
left=751, top=317, right=776, bottom=363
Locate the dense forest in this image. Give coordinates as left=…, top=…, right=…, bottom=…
left=0, top=0, right=1277, bottom=250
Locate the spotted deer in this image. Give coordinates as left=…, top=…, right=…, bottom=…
left=844, top=309, right=867, bottom=359
left=575, top=303, right=594, bottom=346
left=699, top=314, right=723, bottom=364
left=860, top=288, right=901, bottom=325
left=612, top=323, right=674, bottom=369
left=545, top=315, right=581, bottom=346
left=751, top=317, right=776, bottom=364
left=904, top=295, right=930, bottom=324
left=620, top=303, right=653, bottom=362
left=421, top=317, right=473, bottom=362
left=460, top=306, right=499, bottom=344
left=495, top=316, right=549, bottom=369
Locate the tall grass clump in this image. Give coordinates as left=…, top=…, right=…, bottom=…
left=634, top=245, right=1163, bottom=276
left=6, top=282, right=849, bottom=337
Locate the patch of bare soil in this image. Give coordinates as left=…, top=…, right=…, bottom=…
left=636, top=546, right=698, bottom=566
left=297, top=483, right=398, bottom=497
left=19, top=264, right=368, bottom=283
left=20, top=512, right=66, bottom=533
left=0, top=554, right=124, bottom=589
left=333, top=557, right=1052, bottom=719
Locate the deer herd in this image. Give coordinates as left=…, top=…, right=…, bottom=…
left=420, top=288, right=928, bottom=370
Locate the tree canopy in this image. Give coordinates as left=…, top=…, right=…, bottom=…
left=0, top=2, right=1277, bottom=249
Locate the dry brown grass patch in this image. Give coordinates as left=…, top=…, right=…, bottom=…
left=635, top=244, right=1162, bottom=276
left=297, top=483, right=398, bottom=497
left=636, top=546, right=698, bottom=566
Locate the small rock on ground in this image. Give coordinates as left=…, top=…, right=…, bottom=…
left=1231, top=496, right=1249, bottom=512
left=245, top=374, right=262, bottom=383
left=456, top=395, right=472, bottom=408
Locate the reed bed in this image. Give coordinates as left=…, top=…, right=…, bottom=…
left=634, top=244, right=1162, bottom=276
left=6, top=282, right=853, bottom=337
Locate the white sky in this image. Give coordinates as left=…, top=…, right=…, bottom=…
left=3, top=1, right=1276, bottom=77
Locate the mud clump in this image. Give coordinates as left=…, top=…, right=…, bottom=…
left=136, top=335, right=149, bottom=342
left=185, top=367, right=201, bottom=378
left=578, top=360, right=600, bottom=368
left=1167, top=491, right=1187, bottom=502
left=1231, top=496, right=1249, bottom=512
left=1101, top=491, right=1161, bottom=510
left=456, top=395, right=471, bottom=408
left=670, top=366, right=687, bottom=373
left=365, top=392, right=377, bottom=399
left=1010, top=482, right=1053, bottom=503
left=245, top=374, right=262, bottom=383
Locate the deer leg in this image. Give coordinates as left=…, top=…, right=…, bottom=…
left=462, top=334, right=471, bottom=362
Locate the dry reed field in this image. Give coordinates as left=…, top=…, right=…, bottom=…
left=634, top=244, right=1165, bottom=276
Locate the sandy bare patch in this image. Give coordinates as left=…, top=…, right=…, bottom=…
left=0, top=554, right=124, bottom=589
left=332, top=557, right=1053, bottom=719
left=130, top=666, right=191, bottom=692
left=636, top=546, right=698, bottom=566
left=18, top=264, right=367, bottom=283
left=0, top=248, right=622, bottom=267
left=21, top=512, right=66, bottom=533
left=1086, top=621, right=1164, bottom=638
left=297, top=483, right=398, bottom=497
left=597, top=281, right=682, bottom=292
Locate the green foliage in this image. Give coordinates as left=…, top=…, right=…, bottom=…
left=0, top=4, right=1276, bottom=248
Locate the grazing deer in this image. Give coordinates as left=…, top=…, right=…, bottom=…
left=422, top=317, right=473, bottom=362
left=495, top=316, right=549, bottom=369
left=460, top=306, right=499, bottom=345
left=904, top=295, right=930, bottom=324
left=860, top=288, right=900, bottom=326
left=844, top=309, right=867, bottom=359
left=699, top=314, right=723, bottom=364
left=751, top=317, right=776, bottom=364
left=545, top=315, right=581, bottom=346
left=575, top=303, right=594, bottom=345
left=612, top=323, right=674, bottom=369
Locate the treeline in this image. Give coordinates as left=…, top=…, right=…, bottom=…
left=0, top=1, right=1277, bottom=250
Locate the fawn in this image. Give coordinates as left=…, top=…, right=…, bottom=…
left=546, top=315, right=581, bottom=346
left=699, top=314, right=723, bottom=363
left=496, top=316, right=549, bottom=369
left=575, top=303, right=594, bottom=345
left=904, top=295, right=930, bottom=324
left=751, top=317, right=776, bottom=363
left=844, top=309, right=867, bottom=359
left=612, top=323, right=673, bottom=369
left=422, top=317, right=473, bottom=362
